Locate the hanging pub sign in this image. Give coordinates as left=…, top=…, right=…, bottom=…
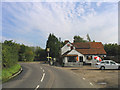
left=47, top=48, right=50, bottom=52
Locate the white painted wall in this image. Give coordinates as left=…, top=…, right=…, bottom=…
left=85, top=55, right=106, bottom=63
left=61, top=42, right=73, bottom=55
left=67, top=49, right=85, bottom=62
left=64, top=57, right=68, bottom=63
left=63, top=57, right=68, bottom=63
left=84, top=56, right=93, bottom=63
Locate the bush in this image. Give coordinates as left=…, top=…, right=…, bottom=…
left=2, top=40, right=20, bottom=68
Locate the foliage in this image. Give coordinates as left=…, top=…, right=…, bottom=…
left=2, top=40, right=20, bottom=68
left=93, top=40, right=95, bottom=42
left=18, top=45, right=34, bottom=62
left=46, top=33, right=61, bottom=58
left=104, top=43, right=118, bottom=56
left=34, top=47, right=46, bottom=61
left=73, top=35, right=87, bottom=43
left=104, top=43, right=120, bottom=62
left=2, top=40, right=45, bottom=69
left=2, top=40, right=46, bottom=81
left=24, top=46, right=34, bottom=61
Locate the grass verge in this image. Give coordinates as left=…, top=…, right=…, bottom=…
left=2, top=64, right=21, bottom=82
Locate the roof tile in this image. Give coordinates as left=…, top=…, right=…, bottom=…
left=72, top=42, right=106, bottom=55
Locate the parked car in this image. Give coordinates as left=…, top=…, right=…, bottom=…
left=96, top=60, right=120, bottom=70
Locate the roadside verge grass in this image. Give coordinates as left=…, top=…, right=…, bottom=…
left=2, top=64, right=21, bottom=82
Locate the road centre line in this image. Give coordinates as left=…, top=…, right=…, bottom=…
left=35, top=85, right=39, bottom=90
left=41, top=73, right=45, bottom=82
left=90, top=82, right=93, bottom=86
left=43, top=69, right=44, bottom=72
left=83, top=78, right=85, bottom=80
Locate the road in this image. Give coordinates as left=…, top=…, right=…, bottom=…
left=2, top=62, right=96, bottom=89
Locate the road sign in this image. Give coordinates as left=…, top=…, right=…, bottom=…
left=47, top=57, right=52, bottom=59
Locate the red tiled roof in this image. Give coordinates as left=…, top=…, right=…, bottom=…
left=72, top=42, right=106, bottom=55
left=89, top=42, right=104, bottom=49
left=71, top=42, right=90, bottom=49
left=76, top=49, right=106, bottom=55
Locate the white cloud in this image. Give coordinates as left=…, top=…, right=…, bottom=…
left=96, top=2, right=102, bottom=7
left=2, top=2, right=118, bottom=48
left=2, top=36, right=35, bottom=46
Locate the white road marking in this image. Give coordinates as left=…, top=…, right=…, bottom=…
left=35, top=85, right=39, bottom=90
left=41, top=73, right=45, bottom=82
left=83, top=78, right=85, bottom=80
left=43, top=69, right=44, bottom=72
left=90, top=82, right=93, bottom=86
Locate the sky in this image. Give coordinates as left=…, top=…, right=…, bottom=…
left=2, top=1, right=118, bottom=48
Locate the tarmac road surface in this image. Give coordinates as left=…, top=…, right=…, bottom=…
left=2, top=62, right=96, bottom=89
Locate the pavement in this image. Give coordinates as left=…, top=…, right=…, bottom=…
left=2, top=62, right=97, bottom=89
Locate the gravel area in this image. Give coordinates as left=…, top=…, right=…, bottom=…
left=61, top=66, right=119, bottom=88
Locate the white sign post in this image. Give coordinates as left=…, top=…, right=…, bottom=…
left=47, top=48, right=50, bottom=62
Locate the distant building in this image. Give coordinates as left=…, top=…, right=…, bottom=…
left=61, top=40, right=106, bottom=66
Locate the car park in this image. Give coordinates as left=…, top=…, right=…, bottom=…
left=96, top=60, right=120, bottom=70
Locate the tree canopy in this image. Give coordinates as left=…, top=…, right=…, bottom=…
left=46, top=33, right=61, bottom=58
left=2, top=40, right=45, bottom=68
left=2, top=40, right=20, bottom=68
left=104, top=43, right=120, bottom=62
left=73, top=35, right=87, bottom=43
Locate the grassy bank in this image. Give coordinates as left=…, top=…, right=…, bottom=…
left=2, top=64, right=21, bottom=82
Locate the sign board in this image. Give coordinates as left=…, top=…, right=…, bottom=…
left=47, top=48, right=50, bottom=52
left=47, top=57, right=52, bottom=59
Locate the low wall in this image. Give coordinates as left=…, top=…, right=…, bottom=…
left=64, top=62, right=83, bottom=67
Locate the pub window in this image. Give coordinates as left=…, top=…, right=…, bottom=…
left=68, top=56, right=76, bottom=62
left=87, top=56, right=89, bottom=59
left=87, top=56, right=92, bottom=60
left=79, top=56, right=83, bottom=62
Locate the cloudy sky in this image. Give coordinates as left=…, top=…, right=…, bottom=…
left=2, top=2, right=118, bottom=48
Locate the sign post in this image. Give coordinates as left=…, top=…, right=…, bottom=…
left=47, top=48, right=50, bottom=62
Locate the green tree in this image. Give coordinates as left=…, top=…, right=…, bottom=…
left=34, top=46, right=46, bottom=61
left=46, top=33, right=61, bottom=58
left=24, top=47, right=34, bottom=61
left=104, top=43, right=119, bottom=62
left=2, top=40, right=20, bottom=68
left=18, top=45, right=34, bottom=62
left=73, top=35, right=87, bottom=43
left=18, top=44, right=26, bottom=61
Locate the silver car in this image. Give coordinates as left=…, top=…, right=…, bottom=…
left=96, top=60, right=120, bottom=70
